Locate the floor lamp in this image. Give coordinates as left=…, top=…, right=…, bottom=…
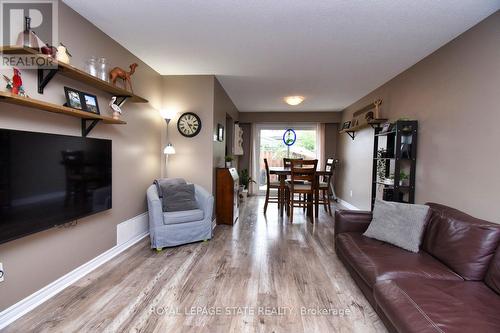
left=160, top=110, right=176, bottom=176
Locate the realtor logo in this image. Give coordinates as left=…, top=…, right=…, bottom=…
left=0, top=0, right=58, bottom=68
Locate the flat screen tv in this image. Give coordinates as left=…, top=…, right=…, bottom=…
left=0, top=129, right=112, bottom=244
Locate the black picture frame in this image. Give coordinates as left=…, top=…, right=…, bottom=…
left=81, top=92, right=100, bottom=115
left=381, top=122, right=391, bottom=133
left=341, top=121, right=351, bottom=130
left=64, top=87, right=84, bottom=110
left=217, top=123, right=224, bottom=142
left=64, top=87, right=100, bottom=115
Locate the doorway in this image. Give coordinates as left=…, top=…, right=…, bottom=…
left=255, top=124, right=319, bottom=194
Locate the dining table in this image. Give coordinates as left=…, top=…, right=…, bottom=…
left=269, top=166, right=330, bottom=217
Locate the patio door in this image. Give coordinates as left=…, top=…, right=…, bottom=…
left=254, top=124, right=320, bottom=194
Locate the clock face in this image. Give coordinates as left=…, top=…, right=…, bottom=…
left=177, top=112, right=202, bottom=137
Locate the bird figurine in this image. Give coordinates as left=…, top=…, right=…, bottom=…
left=3, top=68, right=27, bottom=97
left=109, top=96, right=122, bottom=119
left=56, top=42, right=72, bottom=64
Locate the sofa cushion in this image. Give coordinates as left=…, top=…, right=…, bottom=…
left=423, top=203, right=500, bottom=280
left=336, top=233, right=461, bottom=288
left=163, top=183, right=198, bottom=212
left=374, top=279, right=500, bottom=333
left=485, top=246, right=500, bottom=295
left=363, top=199, right=430, bottom=252
left=163, top=209, right=204, bottom=225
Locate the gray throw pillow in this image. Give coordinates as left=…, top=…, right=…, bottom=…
left=363, top=199, right=430, bottom=253
left=163, top=183, right=198, bottom=212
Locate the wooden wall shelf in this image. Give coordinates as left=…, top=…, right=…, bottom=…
left=0, top=92, right=126, bottom=136
left=339, top=119, right=388, bottom=139
left=1, top=46, right=148, bottom=104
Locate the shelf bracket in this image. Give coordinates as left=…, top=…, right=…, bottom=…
left=346, top=131, right=355, bottom=140
left=114, top=96, right=129, bottom=107
left=81, top=119, right=100, bottom=137
left=37, top=68, right=58, bottom=94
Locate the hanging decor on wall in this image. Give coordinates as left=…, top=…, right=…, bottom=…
left=283, top=128, right=296, bottom=146
left=177, top=112, right=202, bottom=137
left=233, top=123, right=244, bottom=155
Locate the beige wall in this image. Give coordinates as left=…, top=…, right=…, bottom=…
left=213, top=78, right=239, bottom=170
left=239, top=111, right=342, bottom=123
left=161, top=76, right=239, bottom=194
left=325, top=123, right=339, bottom=160
left=0, top=3, right=163, bottom=311
left=161, top=75, right=215, bottom=192
left=336, top=11, right=500, bottom=223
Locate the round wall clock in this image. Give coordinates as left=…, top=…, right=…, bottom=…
left=177, top=112, right=202, bottom=137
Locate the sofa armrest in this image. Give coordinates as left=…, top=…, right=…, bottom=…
left=334, top=210, right=372, bottom=238
left=195, top=184, right=214, bottom=221
left=147, top=185, right=164, bottom=229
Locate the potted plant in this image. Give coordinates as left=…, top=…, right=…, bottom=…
left=399, top=171, right=409, bottom=186
left=239, top=169, right=255, bottom=200
left=384, top=173, right=395, bottom=186
left=225, top=155, right=233, bottom=168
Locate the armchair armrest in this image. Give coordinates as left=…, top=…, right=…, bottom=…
left=147, top=185, right=164, bottom=229
left=194, top=184, right=214, bottom=221
left=334, top=210, right=372, bottom=238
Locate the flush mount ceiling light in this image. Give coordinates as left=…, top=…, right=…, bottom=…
left=284, top=96, right=305, bottom=106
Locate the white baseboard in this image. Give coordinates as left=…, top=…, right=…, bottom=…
left=0, top=213, right=150, bottom=330
left=117, top=212, right=149, bottom=245
left=337, top=198, right=360, bottom=210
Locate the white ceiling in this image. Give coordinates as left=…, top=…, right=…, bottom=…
left=63, top=0, right=499, bottom=112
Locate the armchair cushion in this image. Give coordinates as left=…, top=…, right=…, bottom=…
left=163, top=183, right=198, bottom=212
left=163, top=209, right=204, bottom=225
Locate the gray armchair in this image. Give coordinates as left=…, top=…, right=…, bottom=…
left=147, top=183, right=213, bottom=248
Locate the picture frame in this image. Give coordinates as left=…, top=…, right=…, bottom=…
left=64, top=87, right=84, bottom=110
left=381, top=122, right=391, bottom=133
left=217, top=123, right=224, bottom=142
left=341, top=121, right=351, bottom=130
left=64, top=87, right=100, bottom=115
left=81, top=92, right=100, bottom=115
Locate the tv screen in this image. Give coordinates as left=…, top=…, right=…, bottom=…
left=0, top=129, right=112, bottom=244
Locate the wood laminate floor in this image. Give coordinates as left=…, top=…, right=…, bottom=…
left=2, top=197, right=387, bottom=333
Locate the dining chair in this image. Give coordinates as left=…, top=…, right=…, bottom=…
left=283, top=157, right=303, bottom=168
left=263, top=158, right=283, bottom=214
left=317, top=158, right=335, bottom=215
left=286, top=159, right=318, bottom=223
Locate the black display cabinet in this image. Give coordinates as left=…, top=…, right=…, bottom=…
left=371, top=120, right=418, bottom=209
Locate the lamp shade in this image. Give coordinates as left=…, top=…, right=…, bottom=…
left=164, top=143, right=176, bottom=155
left=160, top=108, right=177, bottom=121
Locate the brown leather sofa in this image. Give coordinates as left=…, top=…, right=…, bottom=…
left=335, top=203, right=500, bottom=333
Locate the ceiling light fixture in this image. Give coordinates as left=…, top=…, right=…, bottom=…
left=284, top=96, right=305, bottom=106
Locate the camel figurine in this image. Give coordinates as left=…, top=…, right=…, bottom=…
left=109, top=63, right=138, bottom=93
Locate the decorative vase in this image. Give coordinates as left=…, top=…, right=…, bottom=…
left=85, top=57, right=98, bottom=77
left=16, top=17, right=40, bottom=50
left=97, top=57, right=109, bottom=82
left=226, top=162, right=231, bottom=168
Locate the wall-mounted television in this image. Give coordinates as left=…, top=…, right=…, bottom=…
left=0, top=129, right=112, bottom=244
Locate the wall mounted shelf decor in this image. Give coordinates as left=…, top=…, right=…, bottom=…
left=0, top=46, right=148, bottom=106
left=0, top=91, right=126, bottom=137
left=339, top=99, right=386, bottom=140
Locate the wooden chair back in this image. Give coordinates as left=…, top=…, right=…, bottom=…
left=284, top=157, right=303, bottom=168
left=290, top=159, right=317, bottom=187
left=264, top=158, right=271, bottom=186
